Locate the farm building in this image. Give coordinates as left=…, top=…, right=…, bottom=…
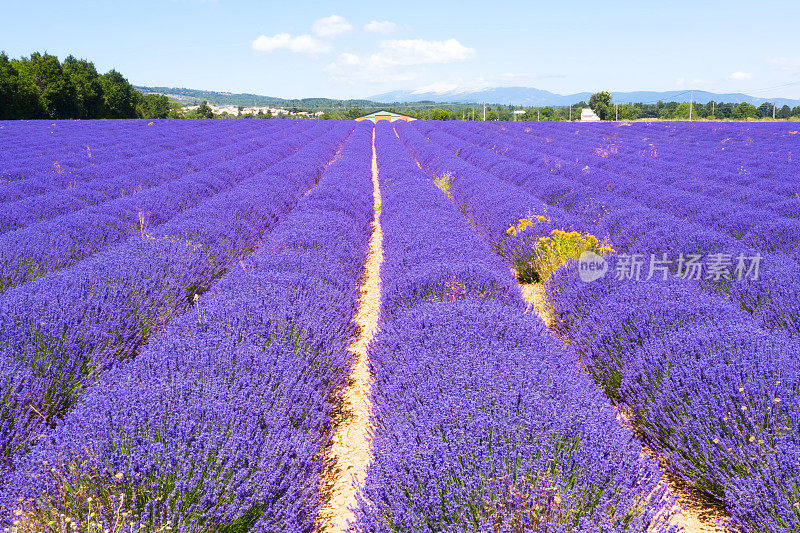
left=580, top=108, right=601, bottom=122
left=355, top=110, right=415, bottom=122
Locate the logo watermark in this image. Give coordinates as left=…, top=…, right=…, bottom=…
left=578, top=251, right=609, bottom=282
left=578, top=252, right=761, bottom=283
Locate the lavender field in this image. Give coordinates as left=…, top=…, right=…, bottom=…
left=0, top=118, right=798, bottom=533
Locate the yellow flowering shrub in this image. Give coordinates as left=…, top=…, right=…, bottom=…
left=506, top=215, right=551, bottom=236
left=504, top=219, right=614, bottom=282
left=433, top=172, right=453, bottom=197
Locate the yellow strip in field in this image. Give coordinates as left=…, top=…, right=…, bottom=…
left=317, top=127, right=382, bottom=533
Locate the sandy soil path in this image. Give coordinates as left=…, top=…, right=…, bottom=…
left=317, top=129, right=383, bottom=533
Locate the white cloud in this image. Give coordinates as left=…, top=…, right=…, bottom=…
left=768, top=57, right=800, bottom=71
left=729, top=71, right=753, bottom=81
left=311, top=15, right=352, bottom=37
left=252, top=33, right=331, bottom=57
left=364, top=20, right=397, bottom=34
left=324, top=38, right=475, bottom=84
left=379, top=38, right=475, bottom=66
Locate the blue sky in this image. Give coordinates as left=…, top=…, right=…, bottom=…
left=2, top=0, right=800, bottom=100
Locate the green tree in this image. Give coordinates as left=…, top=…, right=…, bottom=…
left=617, top=104, right=641, bottom=120
left=345, top=107, right=363, bottom=119
left=137, top=93, right=172, bottom=119
left=197, top=100, right=214, bottom=119
left=62, top=55, right=105, bottom=118
left=16, top=52, right=80, bottom=118
left=0, top=52, right=43, bottom=119
left=674, top=102, right=692, bottom=119
left=427, top=108, right=451, bottom=120
left=792, top=106, right=800, bottom=118
left=98, top=69, right=139, bottom=118
left=777, top=105, right=791, bottom=119
left=757, top=102, right=774, bottom=118
left=589, top=91, right=613, bottom=120
left=732, top=102, right=758, bottom=120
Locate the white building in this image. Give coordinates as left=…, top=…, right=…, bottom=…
left=580, top=108, right=601, bottom=122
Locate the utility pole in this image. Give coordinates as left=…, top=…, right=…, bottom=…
left=689, top=90, right=693, bottom=121
left=712, top=101, right=715, bottom=117
left=569, top=106, right=572, bottom=121
left=615, top=104, right=618, bottom=121
left=537, top=109, right=540, bottom=121
left=483, top=103, right=486, bottom=121
left=773, top=103, right=776, bottom=120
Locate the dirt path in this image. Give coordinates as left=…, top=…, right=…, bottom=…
left=317, top=128, right=382, bottom=533
left=520, top=281, right=728, bottom=533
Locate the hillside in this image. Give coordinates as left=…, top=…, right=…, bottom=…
left=136, top=86, right=394, bottom=111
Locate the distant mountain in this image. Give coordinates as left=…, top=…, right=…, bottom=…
left=369, top=87, right=587, bottom=107
left=368, top=87, right=800, bottom=108
left=135, top=86, right=385, bottom=110
left=137, top=85, right=800, bottom=111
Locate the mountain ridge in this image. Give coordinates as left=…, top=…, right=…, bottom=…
left=368, top=86, right=800, bottom=107
left=136, top=85, right=800, bottom=109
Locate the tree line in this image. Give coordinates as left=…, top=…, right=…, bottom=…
left=340, top=93, right=800, bottom=121
left=3, top=52, right=798, bottom=122
left=0, top=52, right=178, bottom=120
left=585, top=91, right=800, bottom=121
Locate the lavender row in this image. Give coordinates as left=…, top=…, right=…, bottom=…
left=0, top=120, right=253, bottom=196
left=414, top=121, right=800, bottom=336
left=393, top=120, right=580, bottom=252
left=0, top=121, right=374, bottom=531
left=406, top=122, right=799, bottom=531
left=475, top=121, right=798, bottom=206
left=547, top=261, right=799, bottom=533
left=440, top=121, right=800, bottom=255
left=0, top=121, right=297, bottom=233
left=485, top=122, right=800, bottom=252
left=0, top=120, right=322, bottom=292
left=0, top=120, right=177, bottom=180
left=0, top=122, right=354, bottom=473
left=0, top=119, right=201, bottom=163
left=354, top=122, right=675, bottom=531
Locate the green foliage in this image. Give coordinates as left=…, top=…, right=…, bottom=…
left=426, top=108, right=451, bottom=120
left=731, top=102, right=758, bottom=119
left=196, top=100, right=214, bottom=119
left=757, top=102, right=774, bottom=118
left=589, top=91, right=613, bottom=120
left=673, top=102, right=692, bottom=119
left=137, top=93, right=172, bottom=119
left=0, top=52, right=43, bottom=119
left=616, top=104, right=641, bottom=120
left=16, top=52, right=80, bottom=119
left=62, top=55, right=106, bottom=118
left=4, top=53, right=796, bottom=122
left=98, top=70, right=139, bottom=118
left=0, top=51, right=157, bottom=119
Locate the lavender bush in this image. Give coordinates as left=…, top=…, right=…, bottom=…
left=0, top=121, right=374, bottom=531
